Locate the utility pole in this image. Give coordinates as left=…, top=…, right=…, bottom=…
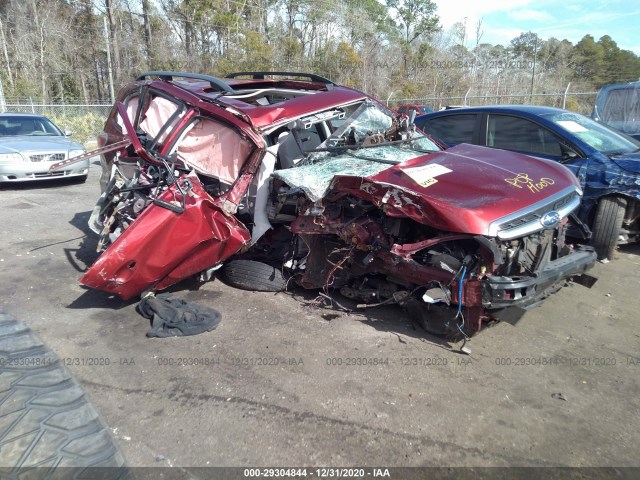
left=530, top=35, right=538, bottom=103
left=103, top=16, right=115, bottom=104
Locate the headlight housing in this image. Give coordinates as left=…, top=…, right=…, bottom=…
left=69, top=149, right=86, bottom=159
left=0, top=152, right=24, bottom=164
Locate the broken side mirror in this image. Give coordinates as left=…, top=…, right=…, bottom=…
left=560, top=145, right=579, bottom=163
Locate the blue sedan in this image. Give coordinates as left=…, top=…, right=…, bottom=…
left=415, top=105, right=640, bottom=260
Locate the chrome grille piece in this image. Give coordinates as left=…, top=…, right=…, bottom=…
left=487, top=186, right=581, bottom=240
left=29, top=153, right=66, bottom=162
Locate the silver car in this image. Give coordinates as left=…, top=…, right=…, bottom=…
left=0, top=113, right=90, bottom=183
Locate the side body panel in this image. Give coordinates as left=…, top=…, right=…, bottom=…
left=81, top=174, right=251, bottom=300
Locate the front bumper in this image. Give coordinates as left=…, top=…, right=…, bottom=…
left=0, top=160, right=90, bottom=182
left=484, top=245, right=597, bottom=310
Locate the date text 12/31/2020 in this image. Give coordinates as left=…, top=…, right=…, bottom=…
left=243, top=468, right=391, bottom=478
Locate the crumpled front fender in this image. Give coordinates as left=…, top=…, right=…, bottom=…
left=81, top=176, right=250, bottom=300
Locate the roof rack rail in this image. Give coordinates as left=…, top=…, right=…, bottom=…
left=136, top=71, right=235, bottom=93
left=225, top=71, right=334, bottom=85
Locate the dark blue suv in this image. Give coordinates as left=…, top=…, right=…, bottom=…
left=415, top=105, right=640, bottom=259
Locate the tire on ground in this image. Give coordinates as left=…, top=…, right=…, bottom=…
left=0, top=313, right=129, bottom=478
left=591, top=196, right=627, bottom=260
left=222, top=259, right=288, bottom=292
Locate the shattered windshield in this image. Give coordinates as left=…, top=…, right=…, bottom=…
left=324, top=100, right=439, bottom=153
left=326, top=101, right=393, bottom=146
left=273, top=102, right=441, bottom=201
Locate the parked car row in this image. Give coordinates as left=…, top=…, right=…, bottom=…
left=66, top=71, right=599, bottom=337
left=415, top=106, right=640, bottom=260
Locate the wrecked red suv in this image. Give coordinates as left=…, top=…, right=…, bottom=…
left=79, top=71, right=596, bottom=335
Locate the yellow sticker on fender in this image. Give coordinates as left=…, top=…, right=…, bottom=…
left=420, top=177, right=438, bottom=187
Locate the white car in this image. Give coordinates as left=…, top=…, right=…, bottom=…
left=0, top=113, right=89, bottom=183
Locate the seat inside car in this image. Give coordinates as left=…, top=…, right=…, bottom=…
left=276, top=129, right=322, bottom=169
left=17, top=120, right=36, bottom=135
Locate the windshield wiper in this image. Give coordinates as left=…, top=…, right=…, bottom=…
left=410, top=148, right=439, bottom=154
left=344, top=150, right=399, bottom=165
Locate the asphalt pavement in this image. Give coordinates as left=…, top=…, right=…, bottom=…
left=1, top=160, right=639, bottom=473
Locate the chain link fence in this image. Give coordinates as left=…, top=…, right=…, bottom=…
left=388, top=91, right=598, bottom=115
left=1, top=89, right=598, bottom=149
left=0, top=102, right=112, bottom=148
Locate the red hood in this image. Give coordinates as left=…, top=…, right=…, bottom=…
left=327, top=144, right=581, bottom=235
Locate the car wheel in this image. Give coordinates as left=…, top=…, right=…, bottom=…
left=222, top=260, right=288, bottom=292
left=591, top=196, right=627, bottom=260
left=0, top=313, right=129, bottom=476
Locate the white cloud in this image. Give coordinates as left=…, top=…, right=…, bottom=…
left=432, top=0, right=539, bottom=46
left=508, top=9, right=554, bottom=22
left=483, top=27, right=530, bottom=45
left=433, top=0, right=534, bottom=30
left=431, top=0, right=640, bottom=54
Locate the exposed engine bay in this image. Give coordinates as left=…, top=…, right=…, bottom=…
left=237, top=184, right=594, bottom=335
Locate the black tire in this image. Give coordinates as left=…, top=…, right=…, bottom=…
left=0, top=313, right=129, bottom=478
left=591, top=196, right=627, bottom=260
left=222, top=259, right=288, bottom=292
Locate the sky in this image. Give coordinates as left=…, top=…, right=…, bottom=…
left=432, top=0, right=640, bottom=54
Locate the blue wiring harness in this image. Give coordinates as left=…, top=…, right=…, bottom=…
left=455, top=266, right=469, bottom=340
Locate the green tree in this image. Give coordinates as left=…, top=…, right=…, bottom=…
left=386, top=0, right=439, bottom=75
left=573, top=34, right=605, bottom=85
left=598, top=35, right=640, bottom=84
left=386, top=0, right=439, bottom=45
left=510, top=31, right=541, bottom=59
